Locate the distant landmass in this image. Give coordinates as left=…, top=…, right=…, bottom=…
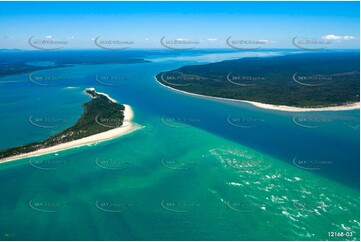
left=0, top=88, right=126, bottom=160
left=0, top=50, right=151, bottom=79
left=0, top=62, right=68, bottom=79
left=156, top=52, right=360, bottom=108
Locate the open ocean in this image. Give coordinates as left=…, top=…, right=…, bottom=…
left=0, top=50, right=359, bottom=240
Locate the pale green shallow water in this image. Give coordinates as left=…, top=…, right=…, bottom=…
left=0, top=124, right=359, bottom=240
left=0, top=51, right=359, bottom=240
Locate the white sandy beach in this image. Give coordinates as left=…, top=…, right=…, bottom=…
left=86, top=87, right=118, bottom=103
left=0, top=102, right=143, bottom=164
left=155, top=76, right=360, bottom=112
left=240, top=100, right=360, bottom=112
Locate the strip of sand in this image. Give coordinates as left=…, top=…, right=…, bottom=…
left=155, top=76, right=360, bottom=112
left=0, top=104, right=143, bottom=164
left=86, top=87, right=118, bottom=103
left=239, top=100, right=360, bottom=112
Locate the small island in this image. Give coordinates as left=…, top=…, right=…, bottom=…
left=0, top=88, right=142, bottom=163
left=156, top=52, right=360, bottom=112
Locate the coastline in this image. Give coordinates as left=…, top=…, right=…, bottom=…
left=86, top=87, right=118, bottom=103
left=155, top=76, right=360, bottom=112
left=0, top=104, right=143, bottom=164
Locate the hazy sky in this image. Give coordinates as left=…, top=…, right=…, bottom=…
left=0, top=1, right=359, bottom=50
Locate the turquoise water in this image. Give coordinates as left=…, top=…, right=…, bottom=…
left=0, top=51, right=359, bottom=240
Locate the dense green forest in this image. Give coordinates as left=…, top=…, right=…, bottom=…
left=156, top=52, right=360, bottom=107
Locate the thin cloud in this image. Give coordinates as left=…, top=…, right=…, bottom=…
left=322, top=34, right=356, bottom=40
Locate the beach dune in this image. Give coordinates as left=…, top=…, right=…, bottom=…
left=0, top=104, right=142, bottom=164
